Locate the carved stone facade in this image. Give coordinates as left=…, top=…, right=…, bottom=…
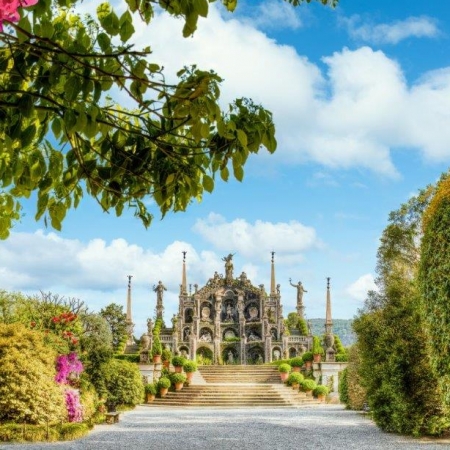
left=143, top=254, right=315, bottom=364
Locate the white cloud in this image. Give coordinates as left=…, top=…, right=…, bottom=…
left=346, top=273, right=377, bottom=301
left=250, top=0, right=303, bottom=30
left=342, top=15, right=440, bottom=45
left=193, top=213, right=320, bottom=260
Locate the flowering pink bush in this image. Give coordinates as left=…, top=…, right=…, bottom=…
left=55, top=352, right=83, bottom=385
left=65, top=389, right=83, bottom=422
left=0, top=0, right=38, bottom=32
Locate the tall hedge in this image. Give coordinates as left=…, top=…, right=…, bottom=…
left=419, top=177, right=450, bottom=408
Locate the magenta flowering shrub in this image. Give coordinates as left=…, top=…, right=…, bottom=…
left=65, top=389, right=83, bottom=422
left=55, top=352, right=83, bottom=385
left=0, top=0, right=38, bottom=31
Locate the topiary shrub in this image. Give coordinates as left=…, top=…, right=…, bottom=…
left=158, top=377, right=171, bottom=389
left=161, top=348, right=172, bottom=362
left=312, top=336, right=324, bottom=356
left=278, top=363, right=291, bottom=373
left=287, top=372, right=304, bottom=386
left=183, top=360, right=198, bottom=373
left=144, top=383, right=157, bottom=395
left=170, top=373, right=187, bottom=384
left=302, top=351, right=313, bottom=362
left=171, top=355, right=186, bottom=367
left=313, top=385, right=329, bottom=397
left=300, top=379, right=317, bottom=392
left=289, top=357, right=303, bottom=368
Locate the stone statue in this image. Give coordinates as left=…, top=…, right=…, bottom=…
left=146, top=318, right=153, bottom=334
left=171, top=314, right=178, bottom=329
left=289, top=278, right=307, bottom=303
left=184, top=327, right=190, bottom=341
left=307, top=319, right=312, bottom=335
left=227, top=351, right=234, bottom=364
left=153, top=280, right=167, bottom=301
left=276, top=284, right=281, bottom=295
left=226, top=304, right=234, bottom=321
left=222, top=253, right=234, bottom=281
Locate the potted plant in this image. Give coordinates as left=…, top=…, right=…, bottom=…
left=152, top=337, right=162, bottom=364
left=287, top=372, right=304, bottom=390
left=300, top=378, right=317, bottom=396
left=161, top=348, right=172, bottom=368
left=183, top=360, right=198, bottom=383
left=158, top=377, right=171, bottom=397
left=312, top=336, right=324, bottom=363
left=278, top=363, right=291, bottom=382
left=290, top=356, right=303, bottom=372
left=144, top=383, right=157, bottom=403
left=313, top=385, right=329, bottom=402
left=170, top=372, right=187, bottom=391
left=172, top=355, right=186, bottom=373
left=302, top=351, right=313, bottom=369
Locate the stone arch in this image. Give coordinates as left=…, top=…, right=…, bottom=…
left=199, top=327, right=213, bottom=343
left=178, top=345, right=189, bottom=357
left=222, top=346, right=238, bottom=365
left=272, top=346, right=282, bottom=361
left=182, top=326, right=191, bottom=341
left=223, top=328, right=238, bottom=340
left=196, top=346, right=213, bottom=365
left=247, top=345, right=264, bottom=364
left=184, top=308, right=193, bottom=323
left=289, top=347, right=297, bottom=358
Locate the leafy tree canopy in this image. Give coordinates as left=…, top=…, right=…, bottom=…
left=0, top=0, right=337, bottom=239
left=99, top=303, right=128, bottom=351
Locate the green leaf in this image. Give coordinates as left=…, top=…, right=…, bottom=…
left=51, top=118, right=62, bottom=138
left=21, top=125, right=36, bottom=148
left=125, top=0, right=139, bottom=13
left=233, top=165, right=244, bottom=182
left=119, top=11, right=135, bottom=42
left=220, top=166, right=229, bottom=182
left=65, top=77, right=82, bottom=102
left=236, top=129, right=247, bottom=148
left=202, top=174, right=214, bottom=193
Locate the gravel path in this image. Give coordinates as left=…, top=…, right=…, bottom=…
left=1, top=405, right=449, bottom=450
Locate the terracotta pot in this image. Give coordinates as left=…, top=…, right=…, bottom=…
left=280, top=372, right=289, bottom=382
left=174, top=366, right=183, bottom=373
left=305, top=361, right=312, bottom=369
left=317, top=394, right=325, bottom=402
left=291, top=383, right=299, bottom=390
left=186, top=372, right=194, bottom=383
left=313, top=354, right=322, bottom=363
left=153, top=355, right=161, bottom=364
left=159, top=387, right=168, bottom=397
left=175, top=382, right=184, bottom=391
left=292, top=367, right=301, bottom=373
left=146, top=394, right=155, bottom=403
left=163, top=360, right=170, bottom=369
left=305, top=390, right=313, bottom=397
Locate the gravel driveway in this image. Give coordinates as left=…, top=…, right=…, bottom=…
left=1, top=405, right=449, bottom=450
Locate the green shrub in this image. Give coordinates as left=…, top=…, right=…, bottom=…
left=0, top=323, right=66, bottom=424
left=151, top=337, right=162, bottom=356
left=302, top=351, right=313, bottom=362
left=171, top=355, right=186, bottom=367
left=58, top=423, right=91, bottom=441
left=144, top=383, right=157, bottom=395
left=170, top=373, right=187, bottom=384
left=183, top=360, right=198, bottom=373
left=312, top=336, right=324, bottom=356
left=161, top=348, right=172, bottom=362
left=100, top=359, right=144, bottom=408
left=289, top=357, right=303, bottom=367
left=297, top=318, right=308, bottom=336
left=278, top=363, right=291, bottom=373
left=313, top=385, right=329, bottom=397
left=339, top=368, right=349, bottom=405
left=300, top=379, right=317, bottom=392
left=335, top=353, right=348, bottom=362
left=114, top=354, right=140, bottom=363
left=158, top=377, right=171, bottom=389
left=287, top=372, right=304, bottom=386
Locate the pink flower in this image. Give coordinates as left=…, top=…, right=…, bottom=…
left=0, top=0, right=38, bottom=32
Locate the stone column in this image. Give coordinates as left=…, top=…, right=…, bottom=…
left=190, top=335, right=197, bottom=361
left=240, top=335, right=247, bottom=364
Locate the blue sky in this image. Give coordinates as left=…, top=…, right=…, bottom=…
left=1, top=0, right=450, bottom=336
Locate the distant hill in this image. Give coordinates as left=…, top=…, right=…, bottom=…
left=309, top=318, right=355, bottom=347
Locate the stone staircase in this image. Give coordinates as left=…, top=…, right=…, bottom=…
left=145, top=365, right=322, bottom=408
